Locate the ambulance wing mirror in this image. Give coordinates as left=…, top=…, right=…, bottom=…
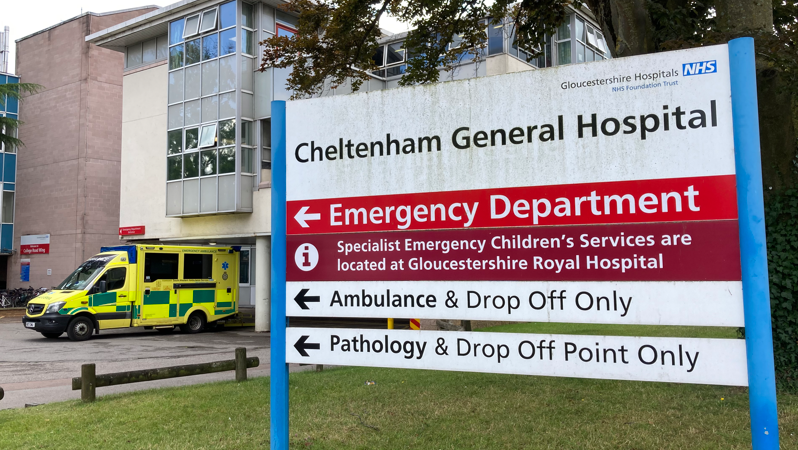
left=93, top=280, right=107, bottom=294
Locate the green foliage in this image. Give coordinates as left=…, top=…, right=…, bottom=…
left=0, top=82, right=43, bottom=149
left=260, top=0, right=572, bottom=97
left=765, top=188, right=798, bottom=390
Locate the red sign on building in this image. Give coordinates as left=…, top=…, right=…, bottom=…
left=119, top=226, right=145, bottom=236
left=20, top=234, right=50, bottom=255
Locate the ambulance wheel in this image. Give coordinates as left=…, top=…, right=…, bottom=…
left=67, top=317, right=94, bottom=341
left=41, top=332, right=62, bottom=339
left=181, top=313, right=206, bottom=334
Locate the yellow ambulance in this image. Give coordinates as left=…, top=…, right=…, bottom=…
left=21, top=245, right=239, bottom=341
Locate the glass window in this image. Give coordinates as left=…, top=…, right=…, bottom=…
left=169, top=45, right=184, bottom=70
left=185, top=99, right=201, bottom=126
left=168, top=70, right=183, bottom=103
left=200, top=9, right=218, bottom=34
left=57, top=254, right=115, bottom=291
left=157, top=36, right=169, bottom=59
left=372, top=45, right=385, bottom=67
left=386, top=42, right=404, bottom=65
left=557, top=40, right=571, bottom=65
left=220, top=28, right=236, bottom=55
left=143, top=253, right=179, bottom=282
left=558, top=21, right=571, bottom=40
left=184, top=153, right=199, bottom=178
left=201, top=149, right=217, bottom=175
left=170, top=20, right=185, bottom=45
left=219, top=92, right=236, bottom=119
left=243, top=29, right=254, bottom=55
left=386, top=65, right=406, bottom=77
left=241, top=121, right=253, bottom=146
left=586, top=48, right=595, bottom=62
left=98, top=267, right=126, bottom=291
left=128, top=44, right=142, bottom=67
left=219, top=55, right=236, bottom=92
left=183, top=14, right=201, bottom=39
left=168, top=129, right=183, bottom=154
left=577, top=42, right=585, bottom=63
left=202, top=96, right=218, bottom=122
left=219, top=119, right=235, bottom=146
left=587, top=26, right=598, bottom=48
left=241, top=57, right=253, bottom=91
left=488, top=22, right=503, bottom=55
left=277, top=24, right=295, bottom=38
left=239, top=250, right=250, bottom=284
left=242, top=147, right=255, bottom=173
left=575, top=17, right=585, bottom=43
left=199, top=124, right=217, bottom=148
left=185, top=38, right=201, bottom=65
left=203, top=34, right=219, bottom=60
left=186, top=128, right=199, bottom=150
left=143, top=39, right=157, bottom=64
left=242, top=2, right=254, bottom=28
left=167, top=156, right=182, bottom=180
left=596, top=33, right=607, bottom=54
left=219, top=147, right=235, bottom=173
left=2, top=192, right=13, bottom=223
left=185, top=65, right=201, bottom=99
left=168, top=104, right=184, bottom=129
left=202, top=60, right=219, bottom=96
left=276, top=11, right=298, bottom=28
left=220, top=1, right=237, bottom=29
left=184, top=254, right=213, bottom=279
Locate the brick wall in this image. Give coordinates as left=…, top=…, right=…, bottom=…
left=10, top=8, right=157, bottom=288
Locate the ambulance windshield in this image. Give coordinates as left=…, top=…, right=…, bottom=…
left=57, top=254, right=116, bottom=291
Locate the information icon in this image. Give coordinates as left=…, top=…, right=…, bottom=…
left=294, top=243, right=319, bottom=271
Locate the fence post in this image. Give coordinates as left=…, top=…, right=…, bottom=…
left=0, top=386, right=4, bottom=401
left=235, top=348, right=247, bottom=382
left=81, top=364, right=96, bottom=403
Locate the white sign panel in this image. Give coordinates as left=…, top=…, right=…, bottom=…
left=286, top=328, right=748, bottom=386
left=286, top=281, right=744, bottom=326
left=286, top=45, right=733, bottom=201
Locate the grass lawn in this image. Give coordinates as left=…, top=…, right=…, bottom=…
left=0, top=323, right=795, bottom=449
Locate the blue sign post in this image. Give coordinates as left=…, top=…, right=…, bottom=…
left=270, top=100, right=289, bottom=450
left=728, top=37, right=780, bottom=448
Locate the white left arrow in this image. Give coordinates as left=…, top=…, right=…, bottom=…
left=294, top=206, right=321, bottom=228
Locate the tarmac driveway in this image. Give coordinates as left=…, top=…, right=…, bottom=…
left=0, top=311, right=278, bottom=410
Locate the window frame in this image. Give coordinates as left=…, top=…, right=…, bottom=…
left=143, top=252, right=180, bottom=283
left=199, top=8, right=219, bottom=34
left=199, top=123, right=218, bottom=148
left=183, top=14, right=202, bottom=39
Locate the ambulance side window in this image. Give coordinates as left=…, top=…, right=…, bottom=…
left=184, top=254, right=213, bottom=279
left=144, top=253, right=179, bottom=282
left=98, top=268, right=127, bottom=291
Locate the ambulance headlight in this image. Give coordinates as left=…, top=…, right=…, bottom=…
left=45, top=302, right=66, bottom=314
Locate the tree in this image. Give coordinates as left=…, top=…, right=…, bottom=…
left=0, top=82, right=43, bottom=150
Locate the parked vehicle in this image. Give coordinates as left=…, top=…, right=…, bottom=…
left=21, top=245, right=239, bottom=341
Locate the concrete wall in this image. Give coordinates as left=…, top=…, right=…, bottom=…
left=11, top=8, right=156, bottom=288
left=119, top=65, right=271, bottom=242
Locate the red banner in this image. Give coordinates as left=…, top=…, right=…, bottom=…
left=286, top=221, right=741, bottom=282
left=287, top=175, right=737, bottom=235
left=20, top=244, right=49, bottom=255
left=119, top=226, right=145, bottom=236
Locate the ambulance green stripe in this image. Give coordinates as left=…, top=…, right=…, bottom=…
left=143, top=291, right=170, bottom=305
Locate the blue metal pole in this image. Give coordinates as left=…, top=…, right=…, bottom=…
left=270, top=100, right=289, bottom=450
left=728, top=37, right=780, bottom=449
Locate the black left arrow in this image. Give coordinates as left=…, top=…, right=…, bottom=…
left=294, top=335, right=320, bottom=357
left=294, top=288, right=320, bottom=310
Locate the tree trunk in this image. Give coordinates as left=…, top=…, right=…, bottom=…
left=586, top=0, right=656, bottom=57
left=715, top=0, right=773, bottom=34
left=715, top=0, right=796, bottom=190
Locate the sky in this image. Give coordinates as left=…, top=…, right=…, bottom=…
left=2, top=0, right=410, bottom=74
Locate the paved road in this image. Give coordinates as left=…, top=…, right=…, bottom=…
left=0, top=315, right=299, bottom=410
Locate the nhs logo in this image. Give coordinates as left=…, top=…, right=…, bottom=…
left=682, top=60, right=717, bottom=76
